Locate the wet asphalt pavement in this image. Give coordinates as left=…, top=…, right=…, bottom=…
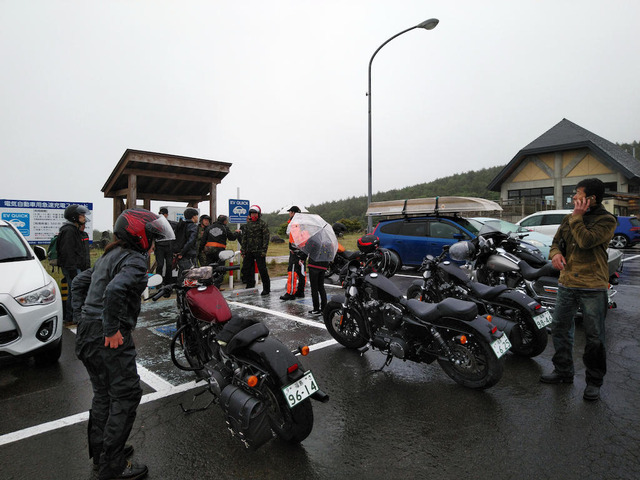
left=1, top=250, right=640, bottom=480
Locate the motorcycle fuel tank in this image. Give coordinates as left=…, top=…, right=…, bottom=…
left=186, top=285, right=232, bottom=323
left=486, top=252, right=520, bottom=273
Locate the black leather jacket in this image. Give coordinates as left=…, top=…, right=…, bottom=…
left=71, top=245, right=148, bottom=337
left=58, top=222, right=89, bottom=270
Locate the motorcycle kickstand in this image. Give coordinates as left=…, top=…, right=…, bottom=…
left=369, top=354, right=394, bottom=373
left=179, top=386, right=217, bottom=414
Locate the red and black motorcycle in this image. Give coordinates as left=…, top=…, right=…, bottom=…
left=150, top=251, right=328, bottom=449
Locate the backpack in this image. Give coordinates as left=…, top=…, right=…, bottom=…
left=47, top=234, right=59, bottom=270
left=172, top=219, right=188, bottom=253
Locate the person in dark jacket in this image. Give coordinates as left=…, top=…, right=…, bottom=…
left=200, top=214, right=238, bottom=265
left=154, top=207, right=175, bottom=285
left=58, top=204, right=90, bottom=323
left=176, top=208, right=199, bottom=279
left=240, top=205, right=270, bottom=295
left=196, top=214, right=211, bottom=266
left=539, top=178, right=617, bottom=401
left=280, top=206, right=307, bottom=301
left=72, top=208, right=174, bottom=480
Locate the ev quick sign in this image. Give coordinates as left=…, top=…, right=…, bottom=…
left=228, top=199, right=250, bottom=224
left=0, top=199, right=93, bottom=244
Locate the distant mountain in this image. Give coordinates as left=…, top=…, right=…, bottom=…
left=263, top=165, right=504, bottom=230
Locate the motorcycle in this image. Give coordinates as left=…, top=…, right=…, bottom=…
left=467, top=227, right=622, bottom=311
left=406, top=246, right=550, bottom=358
left=322, top=250, right=511, bottom=390
left=150, top=251, right=329, bottom=449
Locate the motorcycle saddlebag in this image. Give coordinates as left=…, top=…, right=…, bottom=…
left=219, top=385, right=273, bottom=449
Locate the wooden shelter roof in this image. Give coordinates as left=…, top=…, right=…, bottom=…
left=101, top=149, right=231, bottom=203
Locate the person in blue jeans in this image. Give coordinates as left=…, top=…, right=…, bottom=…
left=539, top=178, right=616, bottom=401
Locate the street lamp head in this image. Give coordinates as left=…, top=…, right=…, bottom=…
left=416, top=18, right=439, bottom=30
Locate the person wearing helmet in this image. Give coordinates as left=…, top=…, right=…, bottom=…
left=240, top=205, right=270, bottom=295
left=196, top=214, right=212, bottom=266
left=281, top=206, right=307, bottom=301
left=71, top=208, right=174, bottom=480
left=200, top=214, right=239, bottom=266
left=57, top=204, right=91, bottom=324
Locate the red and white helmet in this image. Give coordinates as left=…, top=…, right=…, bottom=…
left=249, top=205, right=261, bottom=215
left=114, top=208, right=175, bottom=252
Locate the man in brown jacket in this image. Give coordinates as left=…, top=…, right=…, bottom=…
left=540, top=178, right=616, bottom=401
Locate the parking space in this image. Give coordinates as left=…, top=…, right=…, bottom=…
left=1, top=257, right=640, bottom=479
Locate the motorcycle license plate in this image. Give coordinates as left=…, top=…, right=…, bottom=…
left=282, top=371, right=318, bottom=408
left=534, top=310, right=553, bottom=329
left=491, top=334, right=512, bottom=359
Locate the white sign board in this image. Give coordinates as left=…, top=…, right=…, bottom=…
left=0, top=199, right=93, bottom=245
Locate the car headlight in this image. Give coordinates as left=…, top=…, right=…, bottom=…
left=15, top=281, right=58, bottom=306
left=525, top=239, right=545, bottom=248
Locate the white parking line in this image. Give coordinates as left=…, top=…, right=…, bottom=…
left=0, top=304, right=336, bottom=447
left=621, top=254, right=640, bottom=263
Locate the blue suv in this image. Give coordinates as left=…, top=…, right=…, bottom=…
left=610, top=215, right=640, bottom=249
left=372, top=216, right=480, bottom=267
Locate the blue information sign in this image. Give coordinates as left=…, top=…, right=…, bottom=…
left=228, top=199, right=250, bottom=224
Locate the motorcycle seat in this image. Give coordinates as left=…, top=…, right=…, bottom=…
left=225, top=322, right=270, bottom=354
left=518, top=260, right=559, bottom=281
left=407, top=297, right=478, bottom=322
left=467, top=281, right=509, bottom=300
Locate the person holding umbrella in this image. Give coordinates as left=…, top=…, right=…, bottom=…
left=285, top=213, right=338, bottom=313
left=280, top=206, right=307, bottom=301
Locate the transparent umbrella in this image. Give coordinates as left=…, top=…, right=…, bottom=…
left=286, top=213, right=338, bottom=262
left=277, top=204, right=309, bottom=215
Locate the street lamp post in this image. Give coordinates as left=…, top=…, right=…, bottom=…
left=367, top=18, right=439, bottom=232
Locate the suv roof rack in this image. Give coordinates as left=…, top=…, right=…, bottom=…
left=366, top=196, right=502, bottom=218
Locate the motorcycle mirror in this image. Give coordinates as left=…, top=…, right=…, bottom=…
left=147, top=274, right=163, bottom=288
left=219, top=250, right=234, bottom=261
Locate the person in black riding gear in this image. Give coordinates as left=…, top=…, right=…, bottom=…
left=201, top=214, right=239, bottom=266
left=58, top=204, right=91, bottom=324
left=176, top=208, right=199, bottom=279
left=72, top=208, right=174, bottom=480
left=196, top=214, right=211, bottom=266
left=280, top=206, right=307, bottom=301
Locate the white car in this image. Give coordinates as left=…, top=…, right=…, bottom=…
left=515, top=209, right=572, bottom=237
left=0, top=219, right=63, bottom=365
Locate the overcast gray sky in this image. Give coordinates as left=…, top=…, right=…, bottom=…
left=2, top=0, right=639, bottom=231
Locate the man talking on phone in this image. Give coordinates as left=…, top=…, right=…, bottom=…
left=539, top=178, right=616, bottom=401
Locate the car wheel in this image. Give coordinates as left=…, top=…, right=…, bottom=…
left=610, top=234, right=629, bottom=249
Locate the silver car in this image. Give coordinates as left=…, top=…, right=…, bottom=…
left=471, top=217, right=554, bottom=260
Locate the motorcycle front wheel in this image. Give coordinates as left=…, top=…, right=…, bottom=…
left=323, top=301, right=368, bottom=349
left=493, top=301, right=548, bottom=357
left=436, top=330, right=504, bottom=390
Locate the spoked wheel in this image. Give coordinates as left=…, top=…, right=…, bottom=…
left=323, top=301, right=368, bottom=349
left=437, top=330, right=504, bottom=390
left=494, top=302, right=548, bottom=357
left=406, top=285, right=441, bottom=302
left=171, top=322, right=208, bottom=373
left=260, top=376, right=314, bottom=444
left=610, top=234, right=629, bottom=249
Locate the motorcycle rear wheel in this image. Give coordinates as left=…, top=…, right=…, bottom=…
left=323, top=301, right=368, bottom=349
left=437, top=330, right=503, bottom=389
left=263, top=381, right=314, bottom=444
left=494, top=301, right=548, bottom=357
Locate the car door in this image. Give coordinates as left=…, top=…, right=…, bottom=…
left=395, top=219, right=429, bottom=266
left=426, top=219, right=472, bottom=259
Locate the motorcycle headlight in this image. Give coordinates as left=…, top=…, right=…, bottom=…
left=15, top=281, right=58, bottom=306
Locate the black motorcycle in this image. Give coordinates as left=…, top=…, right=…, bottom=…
left=406, top=246, right=550, bottom=358
left=150, top=252, right=329, bottom=449
left=323, top=252, right=510, bottom=390
left=467, top=228, right=621, bottom=311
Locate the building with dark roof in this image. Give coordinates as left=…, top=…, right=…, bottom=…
left=488, top=119, right=640, bottom=216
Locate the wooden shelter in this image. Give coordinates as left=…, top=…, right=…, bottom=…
left=101, top=149, right=231, bottom=225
